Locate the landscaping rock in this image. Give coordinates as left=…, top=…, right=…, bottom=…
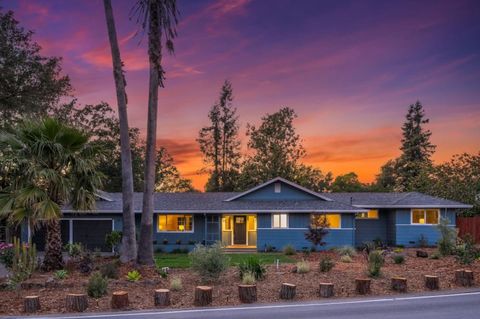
left=416, top=250, right=428, bottom=258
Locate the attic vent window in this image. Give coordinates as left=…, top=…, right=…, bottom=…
left=274, top=182, right=281, bottom=193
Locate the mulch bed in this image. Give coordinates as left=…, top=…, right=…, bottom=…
left=1, top=248, right=478, bottom=316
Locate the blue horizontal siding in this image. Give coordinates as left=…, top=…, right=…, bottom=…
left=355, top=209, right=387, bottom=246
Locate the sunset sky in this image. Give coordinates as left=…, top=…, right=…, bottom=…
left=4, top=0, right=480, bottom=190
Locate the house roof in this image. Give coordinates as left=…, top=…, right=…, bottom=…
left=63, top=192, right=366, bottom=214
left=326, top=192, right=472, bottom=209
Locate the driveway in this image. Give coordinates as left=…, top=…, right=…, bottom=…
left=5, top=289, right=480, bottom=319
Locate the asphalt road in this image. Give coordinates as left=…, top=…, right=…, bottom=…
left=7, top=289, right=480, bottom=319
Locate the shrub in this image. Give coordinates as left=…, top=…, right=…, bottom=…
left=170, top=277, right=182, bottom=291
left=393, top=247, right=404, bottom=253
left=87, top=272, right=108, bottom=298
left=436, top=218, right=457, bottom=256
left=340, top=255, right=352, bottom=263
left=78, top=251, right=93, bottom=274
left=0, top=243, right=14, bottom=268
left=319, top=256, right=335, bottom=272
left=265, top=245, right=276, bottom=252
left=362, top=241, right=376, bottom=261
left=367, top=250, right=384, bottom=278
left=455, top=234, right=479, bottom=265
left=7, top=238, right=37, bottom=288
left=337, top=245, right=357, bottom=258
left=105, top=231, right=122, bottom=256
left=100, top=261, right=119, bottom=279
left=64, top=243, right=83, bottom=258
left=430, top=251, right=441, bottom=259
left=126, top=270, right=142, bottom=282
left=54, top=269, right=68, bottom=280
left=392, top=254, right=405, bottom=264
left=296, top=260, right=310, bottom=274
left=283, top=244, right=296, bottom=256
left=190, top=242, right=229, bottom=281
left=157, top=266, right=168, bottom=278
left=241, top=271, right=256, bottom=285
left=239, top=256, right=266, bottom=280
left=305, top=215, right=329, bottom=249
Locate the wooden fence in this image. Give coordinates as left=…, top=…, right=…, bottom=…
left=456, top=216, right=480, bottom=244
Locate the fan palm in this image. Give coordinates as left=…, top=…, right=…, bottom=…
left=0, top=118, right=103, bottom=270
left=131, top=0, right=179, bottom=265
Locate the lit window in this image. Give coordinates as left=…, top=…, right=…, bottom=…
left=222, top=216, right=232, bottom=231
left=312, top=214, right=341, bottom=228
left=157, top=214, right=193, bottom=232
left=411, top=209, right=439, bottom=224
left=356, top=210, right=379, bottom=219
left=272, top=214, right=288, bottom=228
left=247, top=215, right=256, bottom=231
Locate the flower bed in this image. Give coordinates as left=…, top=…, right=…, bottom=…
left=0, top=248, right=478, bottom=315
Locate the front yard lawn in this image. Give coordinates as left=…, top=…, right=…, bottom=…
left=155, top=252, right=295, bottom=269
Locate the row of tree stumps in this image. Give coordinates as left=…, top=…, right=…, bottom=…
left=21, top=270, right=476, bottom=313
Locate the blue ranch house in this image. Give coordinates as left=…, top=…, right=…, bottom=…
left=12, top=177, right=472, bottom=252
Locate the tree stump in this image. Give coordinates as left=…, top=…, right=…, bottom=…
left=65, top=293, right=88, bottom=312
left=319, top=283, right=334, bottom=298
left=24, top=296, right=40, bottom=313
left=279, top=283, right=296, bottom=300
left=416, top=250, right=428, bottom=258
left=424, top=275, right=439, bottom=290
left=194, top=286, right=212, bottom=306
left=391, top=277, right=407, bottom=293
left=455, top=269, right=474, bottom=287
left=355, top=278, right=371, bottom=295
left=154, top=289, right=171, bottom=307
left=111, top=291, right=129, bottom=309
left=238, top=285, right=257, bottom=303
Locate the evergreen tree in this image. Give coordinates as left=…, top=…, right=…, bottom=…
left=198, top=80, right=241, bottom=191
left=154, top=147, right=195, bottom=192
left=372, top=159, right=397, bottom=191
left=331, top=172, right=367, bottom=192
left=394, top=101, right=436, bottom=191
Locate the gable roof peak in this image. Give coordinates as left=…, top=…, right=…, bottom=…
left=224, top=177, right=333, bottom=202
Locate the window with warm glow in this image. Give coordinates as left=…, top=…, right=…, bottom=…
left=247, top=215, right=256, bottom=231
left=222, top=216, right=232, bottom=231
left=356, top=210, right=379, bottom=219
left=312, top=214, right=341, bottom=228
left=272, top=214, right=288, bottom=228
left=157, top=214, right=193, bottom=232
left=411, top=209, right=439, bottom=224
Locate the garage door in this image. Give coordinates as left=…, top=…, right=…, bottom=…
left=32, top=220, right=70, bottom=251
left=73, top=220, right=112, bottom=252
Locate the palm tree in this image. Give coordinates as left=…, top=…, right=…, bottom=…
left=103, top=0, right=138, bottom=263
left=0, top=118, right=103, bottom=270
left=132, top=0, right=179, bottom=265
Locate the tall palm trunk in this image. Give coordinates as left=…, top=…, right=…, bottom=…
left=43, top=219, right=64, bottom=271
left=103, top=0, right=137, bottom=263
left=137, top=0, right=161, bottom=265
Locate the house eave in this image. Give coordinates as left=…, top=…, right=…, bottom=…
left=352, top=205, right=473, bottom=209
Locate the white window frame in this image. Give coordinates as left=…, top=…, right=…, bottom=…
left=157, top=214, right=195, bottom=233
left=271, top=213, right=289, bottom=228
left=410, top=209, right=440, bottom=225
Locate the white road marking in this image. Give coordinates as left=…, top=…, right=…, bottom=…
left=16, top=290, right=480, bottom=319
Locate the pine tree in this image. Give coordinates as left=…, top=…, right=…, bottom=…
left=394, top=101, right=436, bottom=191
left=197, top=81, right=241, bottom=191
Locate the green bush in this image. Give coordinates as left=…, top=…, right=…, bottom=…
left=7, top=238, right=37, bottom=288
left=241, top=271, right=256, bottom=285
left=105, top=231, right=122, bottom=256
left=455, top=235, right=479, bottom=265
left=393, top=247, right=404, bottom=253
left=436, top=218, right=457, bottom=255
left=319, top=256, right=335, bottom=272
left=64, top=243, right=83, bottom=258
left=283, top=244, right=296, bottom=256
left=126, top=270, right=142, bottom=282
left=337, top=245, right=357, bottom=258
left=239, top=255, right=266, bottom=280
left=87, top=272, right=108, bottom=298
left=100, top=261, right=119, bottom=279
left=0, top=243, right=14, bottom=268
left=430, top=251, right=441, bottom=259
left=392, top=254, right=405, bottom=264
left=367, top=250, right=384, bottom=278
left=54, top=269, right=68, bottom=280
left=340, top=255, right=352, bottom=263
left=170, top=277, right=182, bottom=291
left=296, top=260, right=310, bottom=274
left=190, top=242, right=229, bottom=281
